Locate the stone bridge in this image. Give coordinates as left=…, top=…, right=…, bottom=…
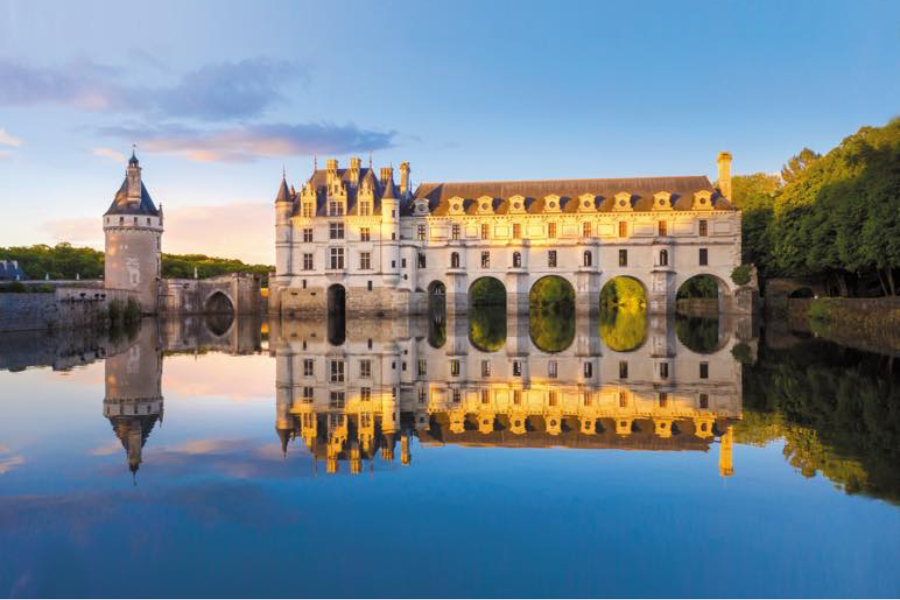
left=159, top=273, right=262, bottom=316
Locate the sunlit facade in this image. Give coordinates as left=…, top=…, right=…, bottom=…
left=271, top=153, right=745, bottom=316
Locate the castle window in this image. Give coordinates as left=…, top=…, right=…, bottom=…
left=619, top=249, right=628, bottom=267
left=548, top=391, right=558, bottom=406
left=303, top=228, right=313, bottom=243
left=359, top=201, right=371, bottom=216
left=619, top=391, right=628, bottom=408
left=513, top=223, right=522, bottom=239
left=328, top=201, right=344, bottom=216
left=302, top=386, right=314, bottom=402
left=146, top=218, right=151, bottom=225
left=548, top=361, right=558, bottom=379
left=451, top=224, right=460, bottom=240
left=583, top=222, right=591, bottom=238
left=619, top=360, right=628, bottom=379
left=699, top=393, right=709, bottom=409
left=583, top=250, right=592, bottom=267
left=360, top=359, right=372, bottom=378
left=699, top=248, right=708, bottom=266
left=481, top=389, right=490, bottom=404
left=658, top=221, right=667, bottom=237
left=548, top=250, right=557, bottom=268
left=659, top=392, right=668, bottom=408
left=302, top=279, right=307, bottom=289
left=329, top=222, right=344, bottom=240
left=513, top=361, right=522, bottom=376
left=700, top=362, right=709, bottom=379
left=453, top=389, right=461, bottom=403
left=303, top=359, right=314, bottom=377
left=584, top=362, right=593, bottom=378
left=330, top=360, right=345, bottom=383
left=659, top=249, right=668, bottom=266
left=360, top=252, right=371, bottom=270
left=699, top=219, right=708, bottom=236
left=513, top=252, right=522, bottom=268
left=481, top=252, right=490, bottom=269
left=402, top=258, right=407, bottom=268
left=513, top=390, right=522, bottom=405
left=329, top=391, right=345, bottom=409
left=360, top=227, right=370, bottom=242
left=418, top=359, right=427, bottom=376
left=360, top=387, right=372, bottom=402
left=119, top=217, right=124, bottom=224
left=419, top=388, right=427, bottom=404
left=417, top=253, right=426, bottom=269
left=451, top=252, right=460, bottom=268
left=417, top=224, right=427, bottom=241
left=302, top=203, right=314, bottom=218
left=450, top=360, right=461, bottom=377
left=367, top=280, right=372, bottom=291
left=660, top=362, right=669, bottom=379
left=548, top=223, right=557, bottom=239
left=329, top=247, right=345, bottom=270
left=481, top=224, right=490, bottom=240
left=482, top=360, right=491, bottom=377
left=302, top=253, right=314, bottom=271
left=133, top=217, right=137, bottom=224
left=618, top=222, right=628, bottom=238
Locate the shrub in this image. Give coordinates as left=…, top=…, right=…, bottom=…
left=731, top=342, right=753, bottom=364
left=808, top=298, right=834, bottom=321
left=731, top=264, right=752, bottom=286
left=0, top=282, right=27, bottom=293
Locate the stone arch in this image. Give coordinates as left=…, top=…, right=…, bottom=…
left=327, top=284, right=346, bottom=345
left=599, top=276, right=648, bottom=352
left=327, top=284, right=346, bottom=313
left=675, top=273, right=733, bottom=314
left=468, top=276, right=506, bottom=307
left=427, top=280, right=447, bottom=349
left=789, top=287, right=815, bottom=298
left=528, top=275, right=576, bottom=353
left=204, top=290, right=234, bottom=314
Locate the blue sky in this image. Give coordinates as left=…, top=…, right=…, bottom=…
left=1, top=0, right=898, bottom=264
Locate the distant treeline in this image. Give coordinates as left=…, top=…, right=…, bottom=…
left=731, top=118, right=900, bottom=296
left=0, top=243, right=274, bottom=286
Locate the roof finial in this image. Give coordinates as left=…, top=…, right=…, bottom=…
left=368, top=152, right=373, bottom=169
left=313, top=154, right=317, bottom=171
left=282, top=164, right=286, bottom=180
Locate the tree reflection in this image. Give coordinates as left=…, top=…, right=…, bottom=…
left=675, top=315, right=720, bottom=353
left=529, top=276, right=575, bottom=353
left=469, top=305, right=507, bottom=352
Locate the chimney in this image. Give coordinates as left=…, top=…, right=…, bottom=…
left=326, top=158, right=339, bottom=187
left=399, top=162, right=410, bottom=196
left=380, top=167, right=393, bottom=186
left=326, top=158, right=338, bottom=172
left=717, top=152, right=732, bottom=200
left=349, top=156, right=361, bottom=187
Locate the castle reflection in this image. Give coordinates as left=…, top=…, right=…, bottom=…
left=270, top=310, right=748, bottom=477
left=84, top=309, right=751, bottom=479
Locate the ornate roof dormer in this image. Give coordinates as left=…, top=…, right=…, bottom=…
left=578, top=193, right=596, bottom=212
left=508, top=194, right=527, bottom=214
left=692, top=190, right=714, bottom=211
left=543, top=194, right=561, bottom=213
left=613, top=192, right=633, bottom=212
left=652, top=191, right=673, bottom=211
left=476, top=195, right=494, bottom=215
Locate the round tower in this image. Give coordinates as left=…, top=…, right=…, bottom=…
left=103, top=151, right=163, bottom=313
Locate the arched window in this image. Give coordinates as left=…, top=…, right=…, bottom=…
left=659, top=249, right=668, bottom=266
left=513, top=252, right=522, bottom=268
left=583, top=251, right=592, bottom=267
left=450, top=252, right=460, bottom=268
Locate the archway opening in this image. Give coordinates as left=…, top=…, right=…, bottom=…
left=675, top=275, right=730, bottom=353
left=205, top=291, right=234, bottom=314
left=789, top=287, right=815, bottom=299
left=599, top=277, right=647, bottom=352
left=468, top=277, right=506, bottom=352
left=327, top=284, right=346, bottom=346
left=529, top=276, right=575, bottom=353
left=427, top=281, right=447, bottom=349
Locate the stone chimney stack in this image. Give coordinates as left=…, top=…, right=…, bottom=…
left=717, top=151, right=733, bottom=200
left=380, top=167, right=393, bottom=186
left=399, top=162, right=410, bottom=196
left=326, top=158, right=339, bottom=187
left=349, top=156, right=361, bottom=187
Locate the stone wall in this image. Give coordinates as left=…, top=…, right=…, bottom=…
left=787, top=296, right=900, bottom=356
left=0, top=286, right=138, bottom=333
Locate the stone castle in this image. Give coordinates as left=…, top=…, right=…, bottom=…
left=269, top=153, right=751, bottom=316
left=102, top=152, right=261, bottom=316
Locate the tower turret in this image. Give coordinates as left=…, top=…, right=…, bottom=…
left=103, top=151, right=163, bottom=313
left=380, top=168, right=401, bottom=282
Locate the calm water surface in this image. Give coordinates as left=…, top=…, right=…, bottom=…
left=0, top=312, right=898, bottom=598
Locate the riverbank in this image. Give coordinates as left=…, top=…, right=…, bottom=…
left=784, top=297, right=900, bottom=355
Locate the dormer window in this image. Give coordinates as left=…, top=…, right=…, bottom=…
left=544, top=195, right=561, bottom=212
left=477, top=196, right=494, bottom=214
left=448, top=197, right=465, bottom=215
left=578, top=193, right=596, bottom=212
left=359, top=201, right=371, bottom=216
left=302, top=202, right=314, bottom=218
left=614, top=192, right=633, bottom=212
left=653, top=192, right=672, bottom=211
left=328, top=201, right=344, bottom=216
left=508, top=195, right=527, bottom=214
left=693, top=191, right=714, bottom=210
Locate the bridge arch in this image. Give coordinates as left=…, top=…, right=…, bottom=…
left=675, top=273, right=733, bottom=314
left=599, top=276, right=648, bottom=352
left=468, top=277, right=506, bottom=352
left=528, top=275, right=576, bottom=353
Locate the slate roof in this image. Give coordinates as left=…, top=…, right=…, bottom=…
left=409, top=175, right=732, bottom=216
left=0, top=260, right=25, bottom=281
left=290, top=168, right=394, bottom=217
left=105, top=178, right=160, bottom=216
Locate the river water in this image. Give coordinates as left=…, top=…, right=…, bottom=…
left=0, top=311, right=897, bottom=598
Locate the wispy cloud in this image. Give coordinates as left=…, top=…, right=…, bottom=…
left=0, top=455, right=25, bottom=475
left=0, top=128, right=23, bottom=147
left=0, top=57, right=306, bottom=121
left=92, top=147, right=126, bottom=163
left=96, top=121, right=396, bottom=163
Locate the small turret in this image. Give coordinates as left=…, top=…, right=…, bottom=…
left=275, top=172, right=292, bottom=204
left=399, top=162, right=410, bottom=196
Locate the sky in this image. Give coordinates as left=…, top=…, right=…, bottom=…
left=0, top=0, right=898, bottom=265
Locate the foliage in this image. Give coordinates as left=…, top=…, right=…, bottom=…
left=469, top=277, right=506, bottom=306
left=0, top=243, right=273, bottom=285
left=730, top=342, right=753, bottom=364
left=807, top=298, right=835, bottom=321
left=676, top=275, right=719, bottom=299
left=599, top=277, right=647, bottom=351
left=731, top=264, right=752, bottom=286
left=469, top=305, right=506, bottom=352
left=528, top=276, right=576, bottom=353
left=780, top=148, right=821, bottom=184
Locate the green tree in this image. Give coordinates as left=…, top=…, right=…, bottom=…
left=780, top=147, right=821, bottom=184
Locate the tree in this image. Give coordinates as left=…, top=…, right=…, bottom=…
left=780, top=147, right=821, bottom=185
